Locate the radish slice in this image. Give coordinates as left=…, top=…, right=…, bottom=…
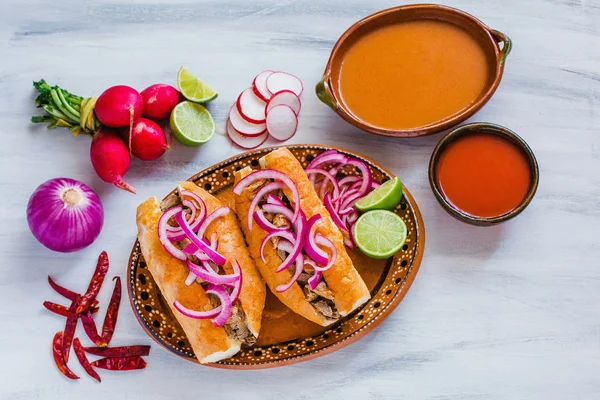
left=229, top=106, right=266, bottom=137
left=266, top=105, right=298, bottom=141
left=266, top=90, right=301, bottom=115
left=252, top=70, right=274, bottom=102
left=236, top=88, right=267, bottom=124
left=227, top=119, right=268, bottom=149
left=266, top=72, right=303, bottom=96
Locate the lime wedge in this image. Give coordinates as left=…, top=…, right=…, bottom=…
left=177, top=66, right=218, bottom=103
left=354, top=210, right=407, bottom=259
left=170, top=101, right=215, bottom=146
left=355, top=176, right=403, bottom=212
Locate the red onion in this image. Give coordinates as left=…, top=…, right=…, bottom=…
left=174, top=211, right=226, bottom=266
left=345, top=221, right=357, bottom=248
left=314, top=234, right=337, bottom=271
left=260, top=230, right=297, bottom=270
left=305, top=259, right=323, bottom=290
left=347, top=211, right=359, bottom=225
left=233, top=169, right=300, bottom=223
left=266, top=194, right=285, bottom=206
left=165, top=191, right=207, bottom=241
left=26, top=178, right=104, bottom=253
left=229, top=260, right=243, bottom=304
left=196, top=207, right=229, bottom=241
left=305, top=150, right=379, bottom=250
left=262, top=203, right=294, bottom=222
left=305, top=168, right=340, bottom=199
left=186, top=259, right=240, bottom=285
left=247, top=182, right=285, bottom=231
left=306, top=149, right=337, bottom=169
left=306, top=151, right=348, bottom=170
left=319, top=179, right=330, bottom=200
left=184, top=272, right=196, bottom=286
left=276, top=253, right=304, bottom=293
left=339, top=192, right=364, bottom=211
left=275, top=229, right=330, bottom=292
left=346, top=159, right=372, bottom=196
left=183, top=238, right=211, bottom=261
left=166, top=202, right=197, bottom=242
left=158, top=206, right=188, bottom=260
left=253, top=210, right=289, bottom=232
left=201, top=260, right=220, bottom=275
left=339, top=207, right=354, bottom=216
left=276, top=240, right=294, bottom=254
left=175, top=260, right=242, bottom=323
left=324, top=193, right=348, bottom=232
left=304, top=215, right=329, bottom=265
left=206, top=284, right=233, bottom=326
left=174, top=299, right=222, bottom=319
left=337, top=176, right=361, bottom=189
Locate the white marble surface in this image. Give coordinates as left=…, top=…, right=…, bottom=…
left=1, top=0, right=599, bottom=398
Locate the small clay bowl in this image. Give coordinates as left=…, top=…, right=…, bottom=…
left=428, top=123, right=539, bottom=226
left=316, top=4, right=512, bottom=137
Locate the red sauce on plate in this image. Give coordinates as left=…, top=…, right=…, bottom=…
left=435, top=133, right=531, bottom=218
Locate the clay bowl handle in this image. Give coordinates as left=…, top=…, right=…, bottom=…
left=315, top=75, right=336, bottom=110
left=489, top=29, right=512, bottom=66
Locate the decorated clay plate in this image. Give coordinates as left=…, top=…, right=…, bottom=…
left=127, top=145, right=425, bottom=369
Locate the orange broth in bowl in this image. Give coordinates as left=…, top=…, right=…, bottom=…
left=337, top=20, right=490, bottom=130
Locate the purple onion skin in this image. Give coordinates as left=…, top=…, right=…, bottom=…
left=27, top=178, right=104, bottom=253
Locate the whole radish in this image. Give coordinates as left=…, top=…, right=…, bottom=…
left=90, top=127, right=136, bottom=193
left=125, top=118, right=168, bottom=161
left=95, top=85, right=143, bottom=128
left=141, top=84, right=180, bottom=120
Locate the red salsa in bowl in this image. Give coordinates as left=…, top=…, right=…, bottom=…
left=429, top=123, right=539, bottom=225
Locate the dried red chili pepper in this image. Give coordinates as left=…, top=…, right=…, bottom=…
left=73, top=338, right=101, bottom=382
left=47, top=276, right=99, bottom=311
left=48, top=276, right=78, bottom=300
left=101, top=277, right=121, bottom=345
left=44, top=301, right=70, bottom=317
left=43, top=301, right=99, bottom=317
left=52, top=332, right=79, bottom=380
left=81, top=310, right=107, bottom=348
left=83, top=345, right=151, bottom=358
left=76, top=251, right=109, bottom=314
left=62, top=298, right=79, bottom=363
left=91, top=356, right=147, bottom=371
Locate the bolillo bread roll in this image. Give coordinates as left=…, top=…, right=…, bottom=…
left=136, top=197, right=240, bottom=363
left=259, top=147, right=370, bottom=315
left=234, top=167, right=334, bottom=326
left=177, top=181, right=266, bottom=338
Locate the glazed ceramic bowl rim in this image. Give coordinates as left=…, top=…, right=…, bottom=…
left=428, top=122, right=539, bottom=225
left=317, top=4, right=512, bottom=138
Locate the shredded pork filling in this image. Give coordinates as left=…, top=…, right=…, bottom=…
left=160, top=192, right=257, bottom=346
left=208, top=296, right=256, bottom=346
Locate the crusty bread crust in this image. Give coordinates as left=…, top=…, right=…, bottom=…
left=234, top=167, right=333, bottom=326
left=136, top=197, right=240, bottom=363
left=261, top=148, right=370, bottom=315
left=177, top=181, right=266, bottom=337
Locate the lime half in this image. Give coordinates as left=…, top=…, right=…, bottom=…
left=178, top=66, right=218, bottom=103
left=355, top=176, right=403, bottom=212
left=170, top=101, right=215, bottom=146
left=354, top=210, right=407, bottom=259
